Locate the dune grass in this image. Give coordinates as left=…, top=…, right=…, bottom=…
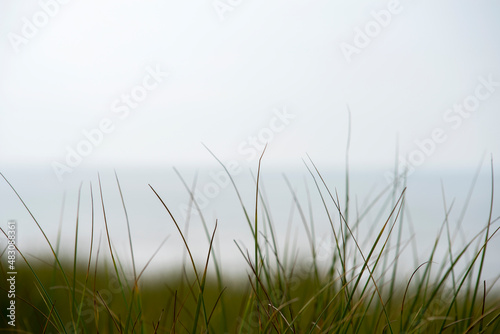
left=1, top=154, right=499, bottom=333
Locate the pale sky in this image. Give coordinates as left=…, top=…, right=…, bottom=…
left=1, top=0, right=500, bottom=180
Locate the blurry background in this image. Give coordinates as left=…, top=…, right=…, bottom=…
left=0, top=0, right=499, bottom=277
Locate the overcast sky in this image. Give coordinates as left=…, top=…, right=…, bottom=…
left=1, top=0, right=499, bottom=181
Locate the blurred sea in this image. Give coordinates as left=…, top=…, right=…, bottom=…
left=1, top=164, right=499, bottom=281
